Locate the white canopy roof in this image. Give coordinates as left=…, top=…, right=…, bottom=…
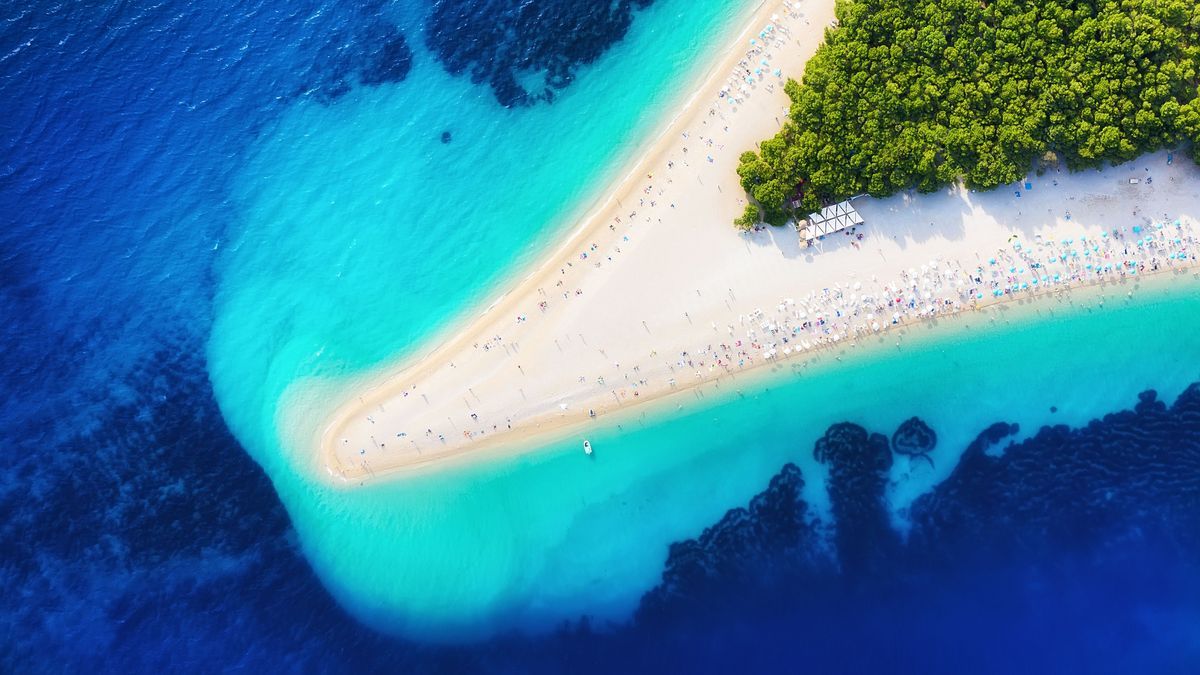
left=799, top=201, right=864, bottom=240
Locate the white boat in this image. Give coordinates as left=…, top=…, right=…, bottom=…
left=583, top=440, right=593, bottom=456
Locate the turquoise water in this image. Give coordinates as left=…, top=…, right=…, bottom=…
left=209, top=0, right=750, bottom=476
left=10, top=0, right=1198, bottom=667
left=230, top=265, right=1200, bottom=640
left=203, top=0, right=1200, bottom=643
left=206, top=0, right=753, bottom=638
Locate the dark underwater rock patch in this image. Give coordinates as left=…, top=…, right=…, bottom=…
left=813, top=422, right=898, bottom=577
left=358, top=28, right=414, bottom=88
left=638, top=463, right=825, bottom=621
left=891, top=416, right=936, bottom=466
left=2, top=345, right=288, bottom=576
left=300, top=14, right=413, bottom=104
left=640, top=385, right=1200, bottom=614
left=909, top=386, right=1200, bottom=562
left=424, top=0, right=656, bottom=107
left=0, top=342, right=309, bottom=668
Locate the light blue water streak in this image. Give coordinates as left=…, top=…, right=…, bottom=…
left=205, top=0, right=1200, bottom=642
left=207, top=0, right=754, bottom=638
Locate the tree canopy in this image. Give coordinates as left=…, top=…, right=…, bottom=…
left=737, top=0, right=1200, bottom=226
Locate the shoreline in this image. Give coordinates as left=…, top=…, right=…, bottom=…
left=412, top=0, right=771, bottom=360
left=307, top=0, right=793, bottom=434
left=309, top=0, right=838, bottom=483
left=326, top=257, right=1200, bottom=484
left=308, top=0, right=1200, bottom=487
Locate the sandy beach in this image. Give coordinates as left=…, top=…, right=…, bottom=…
left=314, top=0, right=1200, bottom=486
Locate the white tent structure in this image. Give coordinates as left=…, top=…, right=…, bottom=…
left=797, top=200, right=864, bottom=244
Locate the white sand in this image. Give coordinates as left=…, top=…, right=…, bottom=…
left=314, top=0, right=1200, bottom=485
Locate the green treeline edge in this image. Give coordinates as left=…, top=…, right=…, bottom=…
left=736, top=0, right=1200, bottom=229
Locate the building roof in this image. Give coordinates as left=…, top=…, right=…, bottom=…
left=799, top=201, right=864, bottom=240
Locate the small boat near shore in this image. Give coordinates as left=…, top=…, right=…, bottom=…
left=583, top=440, right=593, bottom=456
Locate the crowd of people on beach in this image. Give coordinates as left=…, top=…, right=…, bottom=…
left=718, top=11, right=791, bottom=108
left=338, top=1, right=816, bottom=475
left=554, top=216, right=1200, bottom=410
left=331, top=0, right=1197, bottom=479
left=342, top=213, right=1197, bottom=474
left=711, top=218, right=1198, bottom=368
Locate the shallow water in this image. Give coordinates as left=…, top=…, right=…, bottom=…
left=267, top=273, right=1200, bottom=639
left=207, top=0, right=750, bottom=477
left=5, top=0, right=1200, bottom=669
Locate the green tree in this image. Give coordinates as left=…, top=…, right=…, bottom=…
left=733, top=203, right=761, bottom=231
left=735, top=0, right=1200, bottom=226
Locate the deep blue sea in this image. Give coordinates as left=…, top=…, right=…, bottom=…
left=3, top=1, right=1200, bottom=673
